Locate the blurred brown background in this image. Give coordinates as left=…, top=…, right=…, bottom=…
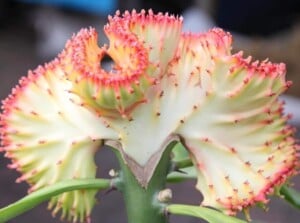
left=0, top=0, right=299, bottom=222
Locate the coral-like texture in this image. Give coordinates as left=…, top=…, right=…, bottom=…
left=0, top=9, right=298, bottom=221
left=1, top=61, right=117, bottom=222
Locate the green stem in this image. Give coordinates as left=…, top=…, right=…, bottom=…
left=280, top=185, right=300, bottom=209
left=0, top=178, right=110, bottom=222
left=114, top=143, right=176, bottom=223
left=167, top=204, right=248, bottom=223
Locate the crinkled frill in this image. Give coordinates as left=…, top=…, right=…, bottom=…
left=0, top=9, right=298, bottom=222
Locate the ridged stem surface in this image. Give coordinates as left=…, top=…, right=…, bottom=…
left=114, top=144, right=175, bottom=223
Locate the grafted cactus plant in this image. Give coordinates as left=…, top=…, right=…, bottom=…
left=0, top=9, right=299, bottom=223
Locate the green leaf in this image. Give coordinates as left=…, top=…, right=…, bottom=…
left=167, top=166, right=197, bottom=183
left=167, top=204, right=248, bottom=223
left=172, top=143, right=190, bottom=161
left=167, top=143, right=197, bottom=183
left=280, top=185, right=300, bottom=209
left=0, top=178, right=110, bottom=222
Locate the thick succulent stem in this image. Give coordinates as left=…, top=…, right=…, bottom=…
left=113, top=143, right=176, bottom=223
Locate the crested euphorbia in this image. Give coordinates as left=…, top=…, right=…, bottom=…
left=0, top=9, right=298, bottom=223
